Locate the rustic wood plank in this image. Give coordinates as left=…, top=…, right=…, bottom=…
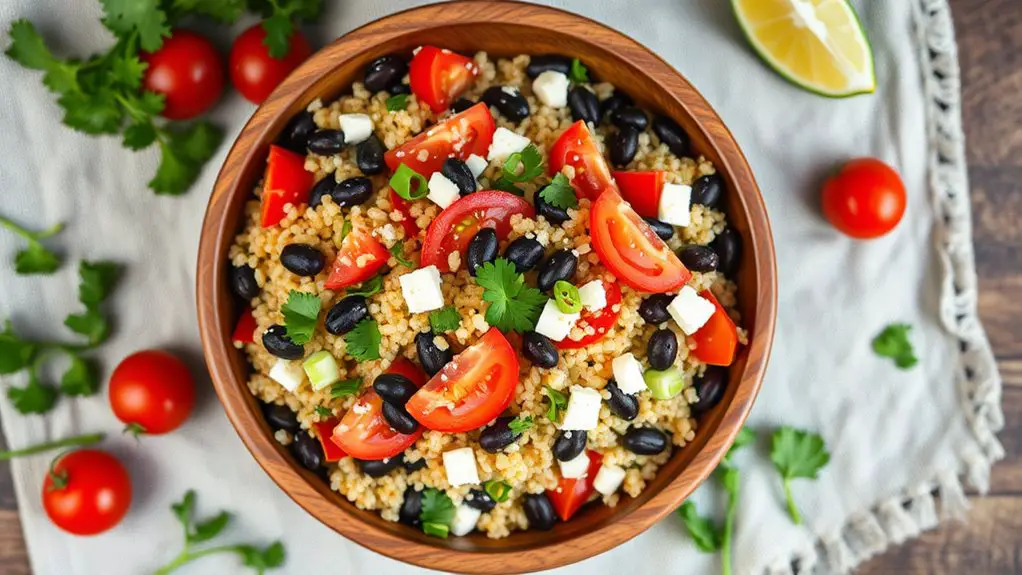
left=0, top=510, right=30, bottom=575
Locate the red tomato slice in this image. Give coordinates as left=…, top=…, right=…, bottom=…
left=323, top=229, right=389, bottom=290
left=330, top=359, right=429, bottom=460
left=312, top=418, right=347, bottom=462
left=384, top=102, right=495, bottom=177
left=420, top=191, right=534, bottom=272
left=691, top=290, right=739, bottom=366
left=261, top=145, right=313, bottom=228
left=389, top=188, right=421, bottom=238
left=409, top=46, right=479, bottom=113
left=556, top=281, right=622, bottom=349
left=232, top=307, right=257, bottom=345
left=613, top=171, right=666, bottom=219
left=548, top=120, right=617, bottom=201
left=590, top=190, right=690, bottom=293
left=547, top=450, right=603, bottom=521
left=405, top=329, right=519, bottom=433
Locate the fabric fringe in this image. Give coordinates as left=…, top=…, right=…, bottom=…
left=938, top=472, right=970, bottom=521
left=877, top=499, right=918, bottom=544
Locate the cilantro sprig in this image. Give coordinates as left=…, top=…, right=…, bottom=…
left=428, top=306, right=461, bottom=334
left=329, top=377, right=362, bottom=399
left=872, top=323, right=918, bottom=369
left=493, top=144, right=544, bottom=193
left=508, top=416, right=533, bottom=434
left=0, top=216, right=64, bottom=275
left=569, top=58, right=589, bottom=84
left=346, top=275, right=383, bottom=298
left=543, top=386, right=568, bottom=422
left=770, top=427, right=829, bottom=525
left=538, top=173, right=578, bottom=211
left=419, top=488, right=455, bottom=539
left=248, top=0, right=324, bottom=59
left=475, top=258, right=547, bottom=333
left=281, top=290, right=321, bottom=345
left=344, top=318, right=381, bottom=362
left=677, top=502, right=720, bottom=552
left=385, top=93, right=409, bottom=112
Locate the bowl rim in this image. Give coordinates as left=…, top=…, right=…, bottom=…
left=197, top=1, right=777, bottom=572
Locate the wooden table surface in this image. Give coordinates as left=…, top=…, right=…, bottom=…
left=0, top=0, right=1018, bottom=572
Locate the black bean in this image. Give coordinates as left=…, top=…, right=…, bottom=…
left=652, top=116, right=690, bottom=157
left=678, top=245, right=719, bottom=273
left=358, top=454, right=404, bottom=478
left=568, top=86, right=599, bottom=126
left=388, top=82, right=411, bottom=95
left=404, top=456, right=428, bottom=472
left=466, top=228, right=498, bottom=276
left=609, top=126, right=639, bottom=167
left=309, top=176, right=338, bottom=208
left=279, top=110, right=317, bottom=153
left=537, top=249, right=578, bottom=292
left=441, top=158, right=477, bottom=196
left=356, top=135, right=386, bottom=175
left=280, top=244, right=326, bottom=277
left=523, top=493, right=558, bottom=530
left=692, top=366, right=727, bottom=415
left=522, top=331, right=558, bottom=368
left=373, top=373, right=417, bottom=405
left=307, top=129, right=345, bottom=155
left=263, top=402, right=300, bottom=433
left=710, top=228, right=741, bottom=277
left=399, top=487, right=423, bottom=526
left=262, top=325, right=304, bottom=360
left=291, top=432, right=323, bottom=470
left=464, top=489, right=496, bottom=512
left=691, top=174, right=724, bottom=208
left=534, top=192, right=570, bottom=225
left=230, top=265, right=259, bottom=300
left=416, top=331, right=452, bottom=376
left=479, top=416, right=520, bottom=453
left=552, top=430, right=587, bottom=462
left=647, top=329, right=678, bottom=370
left=605, top=381, right=638, bottom=421
left=611, top=106, right=648, bottom=131
left=450, top=97, right=476, bottom=114
left=382, top=401, right=419, bottom=434
left=331, top=177, right=374, bottom=207
left=364, top=55, right=407, bottom=93
left=622, top=428, right=668, bottom=455
left=526, top=54, right=572, bottom=78
left=638, top=294, right=673, bottom=324
left=482, top=86, right=530, bottom=122
left=325, top=296, right=368, bottom=335
left=599, top=91, right=633, bottom=123
left=504, top=237, right=545, bottom=273
left=643, top=217, right=674, bottom=241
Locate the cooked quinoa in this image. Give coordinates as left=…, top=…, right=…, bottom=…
left=228, top=51, right=745, bottom=539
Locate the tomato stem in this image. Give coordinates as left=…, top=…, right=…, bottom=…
left=153, top=544, right=247, bottom=575
left=123, top=422, right=147, bottom=438
left=0, top=432, right=104, bottom=461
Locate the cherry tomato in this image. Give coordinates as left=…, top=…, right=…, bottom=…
left=312, top=418, right=346, bottom=462
left=821, top=158, right=906, bottom=239
left=546, top=450, right=603, bottom=521
left=384, top=103, right=495, bottom=177
left=590, top=190, right=690, bottom=293
left=229, top=23, right=313, bottom=105
left=612, top=171, right=667, bottom=219
left=690, top=290, right=739, bottom=366
left=261, top=145, right=313, bottom=228
left=331, top=358, right=428, bottom=460
left=556, top=281, right=623, bottom=349
left=141, top=29, right=224, bottom=121
left=406, top=329, right=519, bottom=433
left=388, top=187, right=421, bottom=239
left=232, top=307, right=257, bottom=345
left=548, top=121, right=617, bottom=201
left=323, top=229, right=390, bottom=289
left=408, top=45, right=479, bottom=113
left=109, top=350, right=195, bottom=435
left=420, top=191, right=534, bottom=272
left=42, top=449, right=131, bottom=536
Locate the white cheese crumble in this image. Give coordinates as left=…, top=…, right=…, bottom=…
left=578, top=280, right=607, bottom=312
left=558, top=451, right=591, bottom=479
left=658, top=182, right=692, bottom=227
left=532, top=71, right=570, bottom=108
left=268, top=359, right=305, bottom=392
left=593, top=464, right=627, bottom=496
left=427, top=171, right=461, bottom=209
left=560, top=385, right=602, bottom=431
left=612, top=353, right=647, bottom=395
left=487, top=127, right=531, bottom=163
left=465, top=154, right=488, bottom=178
left=668, top=286, right=716, bottom=335
left=534, top=299, right=580, bottom=342
left=450, top=504, right=482, bottom=536
left=338, top=113, right=373, bottom=145
left=443, top=447, right=480, bottom=487
left=399, top=265, right=445, bottom=313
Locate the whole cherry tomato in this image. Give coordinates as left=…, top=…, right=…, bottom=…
left=821, top=158, right=906, bottom=239
left=229, top=23, right=313, bottom=104
left=141, top=29, right=224, bottom=120
left=42, top=449, right=131, bottom=536
left=109, top=350, right=195, bottom=435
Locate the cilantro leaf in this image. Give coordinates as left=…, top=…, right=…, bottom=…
left=490, top=176, right=524, bottom=196
left=429, top=306, right=461, bottom=334
left=60, top=355, right=99, bottom=396
left=78, top=260, right=122, bottom=308
left=1, top=217, right=64, bottom=275
left=260, top=0, right=324, bottom=59
left=239, top=541, right=286, bottom=571
left=476, top=258, right=546, bottom=333
left=100, top=0, right=171, bottom=52
left=502, top=144, right=544, bottom=183
left=64, top=309, right=110, bottom=346
left=108, top=54, right=147, bottom=91
left=538, top=173, right=578, bottom=210
left=569, top=58, right=588, bottom=84
left=169, top=0, right=246, bottom=23
left=330, top=378, right=361, bottom=399
left=0, top=321, right=35, bottom=375
left=314, top=405, right=332, bottom=417
left=389, top=241, right=414, bottom=268
left=123, top=121, right=158, bottom=150
left=191, top=511, right=230, bottom=544
left=544, top=386, right=567, bottom=422
left=8, top=372, right=58, bottom=415
left=770, top=427, right=829, bottom=525
left=385, top=93, right=408, bottom=112
left=171, top=490, right=196, bottom=529
left=722, top=426, right=755, bottom=467
left=420, top=488, right=455, bottom=527
left=57, top=89, right=123, bottom=135
left=150, top=121, right=224, bottom=195
left=872, top=323, right=918, bottom=369
left=346, top=275, right=382, bottom=297
left=677, top=501, right=721, bottom=553
left=508, top=416, right=533, bottom=434
left=281, top=290, right=321, bottom=346
left=344, top=318, right=381, bottom=362
left=5, top=20, right=81, bottom=96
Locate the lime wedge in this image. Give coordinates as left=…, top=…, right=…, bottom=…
left=732, top=0, right=876, bottom=97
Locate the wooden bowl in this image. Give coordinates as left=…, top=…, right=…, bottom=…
left=196, top=2, right=777, bottom=572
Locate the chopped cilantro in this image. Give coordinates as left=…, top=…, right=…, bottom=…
left=314, top=406, right=331, bottom=418
left=344, top=318, right=381, bottom=362
left=569, top=58, right=588, bottom=84
left=419, top=488, right=455, bottom=538
left=508, top=416, right=533, bottom=434
left=385, top=93, right=409, bottom=112
left=329, top=378, right=362, bottom=399
left=281, top=290, right=321, bottom=346
left=346, top=275, right=383, bottom=297
left=544, top=386, right=568, bottom=422
left=501, top=144, right=544, bottom=183
left=389, top=241, right=414, bottom=268
left=428, top=306, right=461, bottom=333
left=872, top=323, right=918, bottom=369
left=538, top=173, right=578, bottom=210
left=475, top=258, right=547, bottom=333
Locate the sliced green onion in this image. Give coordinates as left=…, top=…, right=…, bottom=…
left=390, top=164, right=428, bottom=201
left=302, top=350, right=341, bottom=391
left=422, top=522, right=449, bottom=538
left=553, top=280, right=582, bottom=314
left=483, top=480, right=512, bottom=503
left=339, top=218, right=352, bottom=242
left=644, top=367, right=686, bottom=400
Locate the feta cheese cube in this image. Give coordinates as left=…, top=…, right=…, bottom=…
left=443, top=447, right=480, bottom=487
left=534, top=299, right=580, bottom=342
left=558, top=451, right=591, bottom=479
left=269, top=359, right=305, bottom=392
left=612, top=353, right=647, bottom=395
left=338, top=113, right=373, bottom=145
left=487, top=127, right=531, bottom=163
left=668, top=286, right=716, bottom=335
left=658, top=182, right=692, bottom=227
left=427, top=172, right=461, bottom=209
left=593, top=464, right=627, bottom=496
left=399, top=265, right=445, bottom=313
left=532, top=71, right=570, bottom=108
left=578, top=280, right=607, bottom=312
left=560, top=385, right=602, bottom=431
left=465, top=154, right=488, bottom=178
left=450, top=504, right=482, bottom=536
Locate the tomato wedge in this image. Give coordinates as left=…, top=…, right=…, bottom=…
left=409, top=45, right=479, bottom=113
left=261, top=145, right=313, bottom=228
left=384, top=102, right=495, bottom=177
left=420, top=191, right=534, bottom=272
left=613, top=171, right=666, bottom=219
left=406, top=329, right=519, bottom=433
left=323, top=229, right=389, bottom=290
left=312, top=418, right=347, bottom=462
left=556, top=281, right=622, bottom=349
left=331, top=358, right=429, bottom=460
left=548, top=120, right=617, bottom=201
left=590, top=190, right=690, bottom=293
left=389, top=188, right=421, bottom=238
left=232, top=307, right=257, bottom=345
left=690, top=290, right=739, bottom=366
left=547, top=450, right=603, bottom=521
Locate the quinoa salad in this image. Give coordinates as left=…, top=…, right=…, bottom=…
left=227, top=47, right=747, bottom=539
